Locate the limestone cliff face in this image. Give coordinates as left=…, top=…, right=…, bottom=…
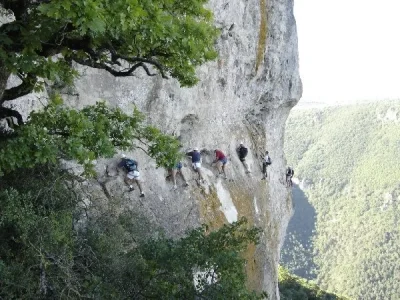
left=36, top=0, right=301, bottom=298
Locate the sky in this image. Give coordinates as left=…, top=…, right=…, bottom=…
left=294, top=0, right=400, bottom=104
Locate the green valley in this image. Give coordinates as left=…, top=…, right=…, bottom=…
left=283, top=101, right=400, bottom=299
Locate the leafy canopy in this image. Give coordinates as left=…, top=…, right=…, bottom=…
left=0, top=0, right=218, bottom=101
left=0, top=0, right=217, bottom=173
left=0, top=95, right=182, bottom=175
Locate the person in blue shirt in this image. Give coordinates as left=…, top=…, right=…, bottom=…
left=167, top=161, right=189, bottom=190
left=186, top=147, right=204, bottom=183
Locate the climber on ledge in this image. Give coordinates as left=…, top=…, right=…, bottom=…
left=186, top=148, right=204, bottom=183
left=237, top=142, right=251, bottom=174
left=166, top=161, right=189, bottom=190
left=213, top=149, right=228, bottom=179
left=118, top=154, right=145, bottom=197
left=262, top=150, right=272, bottom=180
left=286, top=166, right=294, bottom=187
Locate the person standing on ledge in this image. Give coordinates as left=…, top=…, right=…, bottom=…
left=118, top=154, right=145, bottom=197
left=262, top=150, right=272, bottom=180
left=167, top=161, right=189, bottom=190
left=237, top=142, right=251, bottom=174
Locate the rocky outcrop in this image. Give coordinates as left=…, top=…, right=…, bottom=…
left=6, top=0, right=302, bottom=298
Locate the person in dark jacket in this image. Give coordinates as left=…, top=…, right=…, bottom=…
left=286, top=166, right=294, bottom=187
left=186, top=148, right=204, bottom=182
left=237, top=142, right=250, bottom=174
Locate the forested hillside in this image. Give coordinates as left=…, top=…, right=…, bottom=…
left=279, top=266, right=347, bottom=300
left=283, top=101, right=400, bottom=299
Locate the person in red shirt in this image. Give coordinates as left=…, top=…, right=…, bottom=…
left=213, top=149, right=228, bottom=179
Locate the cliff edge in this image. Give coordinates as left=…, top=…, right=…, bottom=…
left=5, top=0, right=302, bottom=298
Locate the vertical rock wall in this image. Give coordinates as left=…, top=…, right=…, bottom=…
left=56, top=0, right=301, bottom=298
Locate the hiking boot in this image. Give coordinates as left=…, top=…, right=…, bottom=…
left=129, top=186, right=135, bottom=192
left=140, top=192, right=145, bottom=198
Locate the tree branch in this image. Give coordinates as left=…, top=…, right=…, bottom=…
left=1, top=74, right=37, bottom=102
left=72, top=56, right=161, bottom=78
left=1, top=19, right=169, bottom=80
left=117, top=54, right=168, bottom=79
left=69, top=43, right=168, bottom=78
left=0, top=106, right=23, bottom=125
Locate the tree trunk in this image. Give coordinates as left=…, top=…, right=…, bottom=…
left=0, top=60, right=23, bottom=125
left=0, top=60, right=10, bottom=103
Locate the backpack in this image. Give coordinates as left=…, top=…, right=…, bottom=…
left=239, top=147, right=248, bottom=158
left=287, top=168, right=293, bottom=176
left=124, top=159, right=138, bottom=172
